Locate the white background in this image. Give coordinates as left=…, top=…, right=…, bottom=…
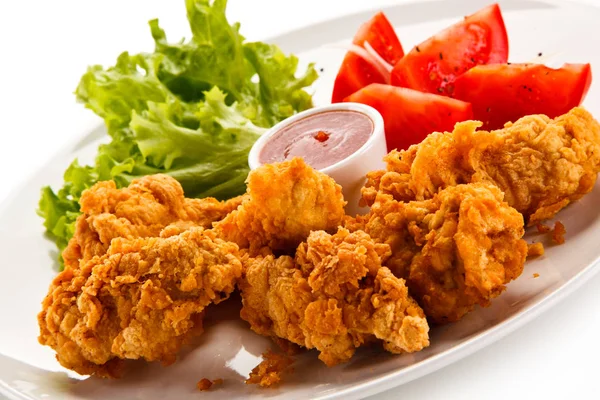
left=0, top=0, right=599, bottom=399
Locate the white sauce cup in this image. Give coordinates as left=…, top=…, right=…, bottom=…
left=248, top=102, right=387, bottom=216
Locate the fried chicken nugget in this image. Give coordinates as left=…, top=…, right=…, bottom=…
left=239, top=228, right=430, bottom=366
left=63, top=175, right=242, bottom=269
left=214, top=157, right=346, bottom=251
left=359, top=183, right=527, bottom=323
left=362, top=107, right=600, bottom=225
left=38, top=227, right=242, bottom=377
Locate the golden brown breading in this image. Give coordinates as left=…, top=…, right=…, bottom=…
left=360, top=183, right=527, bottom=323
left=38, top=227, right=242, bottom=378
left=245, top=350, right=294, bottom=387
left=214, top=158, right=346, bottom=252
left=239, top=228, right=430, bottom=367
left=62, top=175, right=242, bottom=269
left=362, top=107, right=600, bottom=225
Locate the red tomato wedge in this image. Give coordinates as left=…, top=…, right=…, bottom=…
left=391, top=3, right=508, bottom=96
left=345, top=83, right=473, bottom=151
left=331, top=12, right=404, bottom=103
left=453, top=63, right=592, bottom=130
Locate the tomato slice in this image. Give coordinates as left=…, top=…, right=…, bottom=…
left=453, top=63, right=592, bottom=130
left=331, top=12, right=404, bottom=103
left=390, top=3, right=508, bottom=96
left=345, top=83, right=473, bottom=151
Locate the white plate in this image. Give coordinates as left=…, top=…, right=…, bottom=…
left=2, top=0, right=600, bottom=399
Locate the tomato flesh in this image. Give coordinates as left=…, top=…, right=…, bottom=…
left=345, top=83, right=473, bottom=151
left=453, top=63, right=592, bottom=130
left=331, top=12, right=404, bottom=103
left=391, top=3, right=508, bottom=96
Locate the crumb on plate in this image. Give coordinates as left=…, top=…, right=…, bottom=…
left=197, top=378, right=223, bottom=391
left=552, top=221, right=566, bottom=245
left=536, top=223, right=551, bottom=234
left=245, top=349, right=294, bottom=388
left=527, top=242, right=545, bottom=258
left=533, top=273, right=540, bottom=278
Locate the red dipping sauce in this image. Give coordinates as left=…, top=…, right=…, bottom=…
left=259, top=110, right=374, bottom=170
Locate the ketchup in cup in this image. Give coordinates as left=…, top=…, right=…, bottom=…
left=248, top=103, right=387, bottom=215
left=258, top=110, right=374, bottom=170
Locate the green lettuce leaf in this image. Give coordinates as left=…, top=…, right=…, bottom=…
left=38, top=0, right=317, bottom=270
left=76, top=52, right=167, bottom=134
left=37, top=160, right=100, bottom=262
left=150, top=0, right=247, bottom=102
left=243, top=42, right=318, bottom=126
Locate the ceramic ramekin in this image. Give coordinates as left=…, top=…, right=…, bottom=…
left=248, top=102, right=387, bottom=216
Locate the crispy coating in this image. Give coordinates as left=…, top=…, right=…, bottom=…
left=362, top=107, right=600, bottom=225
left=38, top=228, right=242, bottom=377
left=239, top=228, right=430, bottom=367
left=360, top=183, right=527, bottom=323
left=245, top=350, right=294, bottom=387
left=62, top=175, right=242, bottom=269
left=214, top=157, right=346, bottom=252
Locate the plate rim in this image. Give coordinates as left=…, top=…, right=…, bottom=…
left=325, top=257, right=600, bottom=400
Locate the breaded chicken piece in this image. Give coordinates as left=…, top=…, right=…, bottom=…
left=214, top=158, right=346, bottom=252
left=358, top=183, right=527, bottom=323
left=245, top=349, right=294, bottom=387
left=239, top=228, right=430, bottom=366
left=362, top=107, right=600, bottom=225
left=38, top=227, right=242, bottom=378
left=62, top=175, right=242, bottom=269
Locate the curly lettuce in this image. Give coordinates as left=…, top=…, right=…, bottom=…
left=38, top=0, right=318, bottom=268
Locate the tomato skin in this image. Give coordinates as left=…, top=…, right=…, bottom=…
left=391, top=3, right=508, bottom=96
left=345, top=83, right=473, bottom=151
left=453, top=63, right=592, bottom=130
left=331, top=12, right=404, bottom=103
